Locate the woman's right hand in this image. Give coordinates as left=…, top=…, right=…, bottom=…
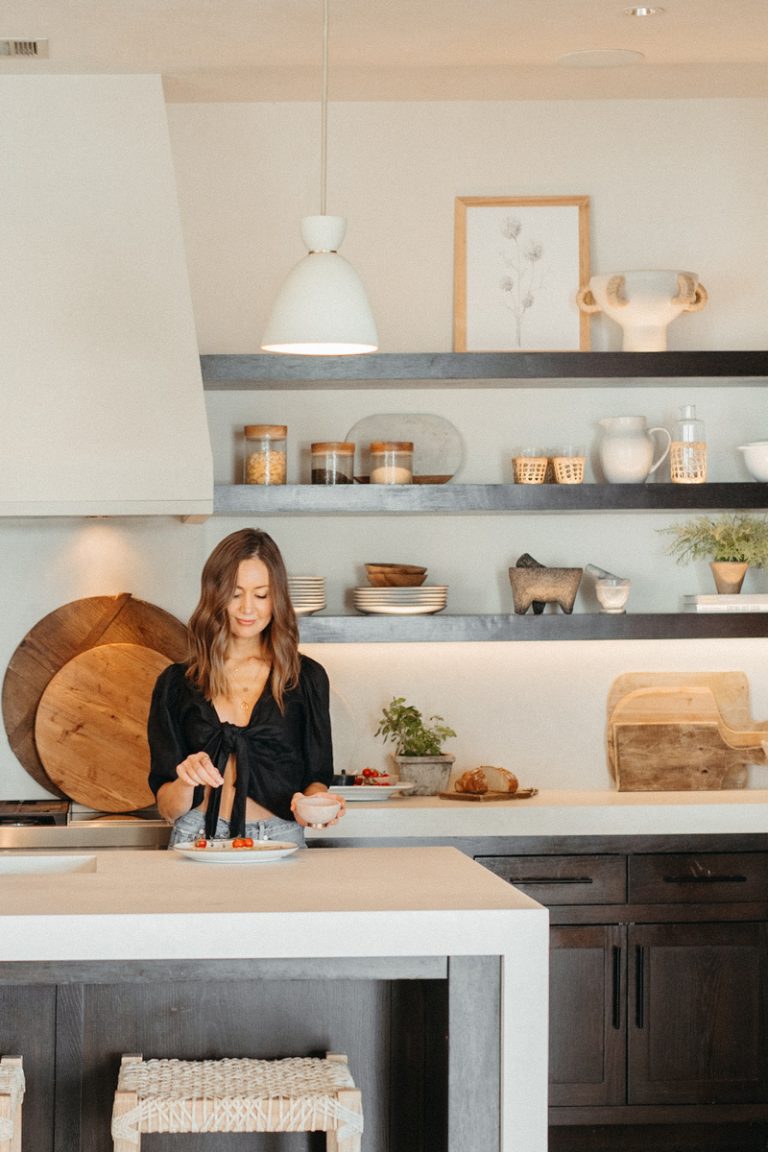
left=175, top=752, right=224, bottom=790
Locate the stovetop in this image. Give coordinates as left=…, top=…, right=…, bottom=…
left=0, top=800, right=69, bottom=826
left=0, top=800, right=170, bottom=850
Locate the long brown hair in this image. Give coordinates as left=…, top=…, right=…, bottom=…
left=186, top=528, right=299, bottom=711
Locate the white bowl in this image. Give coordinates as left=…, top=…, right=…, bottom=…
left=738, top=442, right=768, bottom=482
left=294, top=794, right=341, bottom=827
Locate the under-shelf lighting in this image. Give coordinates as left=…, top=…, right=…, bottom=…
left=261, top=0, right=378, bottom=356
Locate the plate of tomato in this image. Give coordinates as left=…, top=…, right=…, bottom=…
left=173, top=838, right=299, bottom=863
left=331, top=768, right=416, bottom=801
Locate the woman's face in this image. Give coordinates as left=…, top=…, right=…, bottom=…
left=226, top=557, right=273, bottom=641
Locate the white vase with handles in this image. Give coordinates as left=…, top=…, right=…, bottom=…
left=577, top=269, right=708, bottom=351
left=598, top=415, right=672, bottom=484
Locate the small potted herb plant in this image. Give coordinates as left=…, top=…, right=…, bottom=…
left=375, top=696, right=457, bottom=795
left=659, top=512, right=768, bottom=594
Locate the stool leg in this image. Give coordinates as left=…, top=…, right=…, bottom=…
left=0, top=1056, right=23, bottom=1152
left=327, top=1086, right=363, bottom=1152
left=112, top=1055, right=142, bottom=1152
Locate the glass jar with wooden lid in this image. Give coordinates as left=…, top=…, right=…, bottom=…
left=310, top=442, right=355, bottom=485
left=369, top=441, right=413, bottom=484
left=243, top=424, right=287, bottom=485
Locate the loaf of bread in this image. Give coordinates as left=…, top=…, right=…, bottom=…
left=454, top=767, right=488, bottom=794
left=454, top=765, right=519, bottom=794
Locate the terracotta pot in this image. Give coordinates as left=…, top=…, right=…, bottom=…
left=710, top=561, right=748, bottom=595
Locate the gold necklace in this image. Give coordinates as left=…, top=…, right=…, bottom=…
left=227, top=655, right=267, bottom=714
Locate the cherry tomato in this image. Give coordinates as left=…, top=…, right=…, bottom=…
left=232, top=837, right=254, bottom=849
left=194, top=838, right=207, bottom=848
left=362, top=767, right=376, bottom=778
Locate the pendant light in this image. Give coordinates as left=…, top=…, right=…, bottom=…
left=260, top=0, right=378, bottom=355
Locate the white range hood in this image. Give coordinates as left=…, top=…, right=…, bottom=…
left=0, top=75, right=213, bottom=517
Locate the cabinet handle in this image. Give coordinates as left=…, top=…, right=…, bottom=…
left=662, top=873, right=746, bottom=885
left=512, top=876, right=594, bottom=886
left=635, top=945, right=645, bottom=1029
left=611, top=945, right=622, bottom=1030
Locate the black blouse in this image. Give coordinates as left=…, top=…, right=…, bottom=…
left=147, top=655, right=334, bottom=838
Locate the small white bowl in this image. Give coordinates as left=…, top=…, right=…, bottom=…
left=294, top=794, right=341, bottom=828
left=738, top=442, right=768, bottom=482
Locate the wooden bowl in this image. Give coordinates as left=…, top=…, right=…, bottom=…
left=366, top=570, right=428, bottom=587
left=365, top=563, right=428, bottom=587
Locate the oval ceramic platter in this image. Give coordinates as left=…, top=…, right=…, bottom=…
left=174, top=840, right=299, bottom=863
left=344, top=413, right=464, bottom=484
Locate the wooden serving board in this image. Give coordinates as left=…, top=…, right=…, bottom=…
left=439, top=788, right=538, bottom=802
left=2, top=594, right=188, bottom=794
left=34, top=643, right=171, bottom=812
left=612, top=722, right=756, bottom=791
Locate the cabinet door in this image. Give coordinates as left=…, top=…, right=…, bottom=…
left=549, top=925, right=626, bottom=1107
left=628, top=921, right=768, bottom=1105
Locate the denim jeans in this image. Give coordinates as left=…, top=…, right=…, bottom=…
left=168, top=809, right=305, bottom=849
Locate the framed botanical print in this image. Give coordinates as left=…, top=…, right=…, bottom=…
left=454, top=195, right=590, bottom=351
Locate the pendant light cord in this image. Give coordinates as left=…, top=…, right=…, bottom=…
left=320, top=0, right=329, bottom=216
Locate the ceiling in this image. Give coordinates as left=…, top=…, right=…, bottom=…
left=1, top=0, right=767, bottom=103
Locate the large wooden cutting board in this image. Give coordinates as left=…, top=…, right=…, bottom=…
left=34, top=643, right=170, bottom=812
left=2, top=593, right=188, bottom=794
left=606, top=671, right=768, bottom=790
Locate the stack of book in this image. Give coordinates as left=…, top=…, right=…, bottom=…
left=684, top=594, right=768, bottom=613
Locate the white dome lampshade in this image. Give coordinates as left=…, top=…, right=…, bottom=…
left=261, top=215, right=378, bottom=355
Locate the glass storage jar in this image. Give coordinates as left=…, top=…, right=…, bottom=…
left=243, top=424, right=287, bottom=485
left=310, top=441, right=355, bottom=485
left=369, top=441, right=413, bottom=484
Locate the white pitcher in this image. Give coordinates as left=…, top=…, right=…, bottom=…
left=598, top=416, right=672, bottom=484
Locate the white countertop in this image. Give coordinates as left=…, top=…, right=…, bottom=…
left=307, top=788, right=768, bottom=840
left=0, top=844, right=543, bottom=962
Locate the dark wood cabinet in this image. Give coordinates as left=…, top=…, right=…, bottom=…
left=549, top=924, right=625, bottom=1108
left=628, top=919, right=768, bottom=1107
left=470, top=837, right=768, bottom=1142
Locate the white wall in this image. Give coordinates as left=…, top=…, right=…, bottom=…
left=2, top=96, right=768, bottom=800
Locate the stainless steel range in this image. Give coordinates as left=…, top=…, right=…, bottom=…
left=0, top=800, right=170, bottom=850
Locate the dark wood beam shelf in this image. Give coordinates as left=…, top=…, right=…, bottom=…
left=298, top=613, right=768, bottom=643
left=201, top=350, right=768, bottom=389
left=214, top=482, right=767, bottom=515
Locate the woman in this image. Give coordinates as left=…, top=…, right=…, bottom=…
left=148, top=528, right=344, bottom=847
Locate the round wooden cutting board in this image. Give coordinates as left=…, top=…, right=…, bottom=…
left=2, top=593, right=188, bottom=795
left=34, top=642, right=171, bottom=812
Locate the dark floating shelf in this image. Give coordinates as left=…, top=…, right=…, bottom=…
left=298, top=612, right=768, bottom=644
left=201, top=350, right=768, bottom=389
left=214, top=483, right=768, bottom=516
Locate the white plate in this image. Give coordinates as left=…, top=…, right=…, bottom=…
left=173, top=839, right=299, bottom=863
left=353, top=586, right=448, bottom=597
left=333, top=782, right=416, bottom=801
left=345, top=413, right=464, bottom=483
left=354, top=604, right=446, bottom=615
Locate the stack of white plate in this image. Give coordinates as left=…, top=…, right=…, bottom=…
left=288, top=575, right=326, bottom=616
left=352, top=585, right=448, bottom=616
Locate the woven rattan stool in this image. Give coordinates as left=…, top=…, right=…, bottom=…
left=0, top=1057, right=24, bottom=1152
left=111, top=1051, right=363, bottom=1150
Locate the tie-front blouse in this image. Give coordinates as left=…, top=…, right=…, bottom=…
left=147, top=655, right=334, bottom=838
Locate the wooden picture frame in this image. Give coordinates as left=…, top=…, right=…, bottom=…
left=454, top=195, right=590, bottom=352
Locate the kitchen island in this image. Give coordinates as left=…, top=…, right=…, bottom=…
left=0, top=844, right=548, bottom=1152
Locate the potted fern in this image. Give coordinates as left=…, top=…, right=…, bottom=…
left=375, top=696, right=457, bottom=795
left=659, top=512, right=768, bottom=593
